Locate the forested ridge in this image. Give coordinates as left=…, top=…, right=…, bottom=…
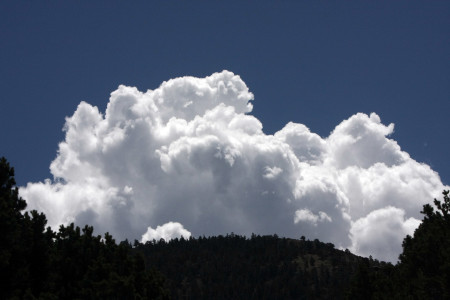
left=135, top=234, right=386, bottom=299
left=1, top=157, right=449, bottom=299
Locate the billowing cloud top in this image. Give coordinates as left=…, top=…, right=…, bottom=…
left=20, top=71, right=446, bottom=262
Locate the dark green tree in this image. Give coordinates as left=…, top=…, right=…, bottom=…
left=397, top=190, right=450, bottom=299
left=0, top=157, right=28, bottom=298
left=0, top=157, right=169, bottom=299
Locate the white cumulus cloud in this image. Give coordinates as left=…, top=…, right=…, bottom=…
left=20, top=70, right=447, bottom=262
left=349, top=206, right=421, bottom=262
left=141, top=222, right=191, bottom=243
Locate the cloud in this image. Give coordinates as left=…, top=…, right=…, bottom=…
left=20, top=70, right=447, bottom=262
left=294, top=209, right=332, bottom=226
left=349, top=206, right=421, bottom=262
left=141, top=222, right=191, bottom=243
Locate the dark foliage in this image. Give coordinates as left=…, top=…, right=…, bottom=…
left=346, top=190, right=450, bottom=299
left=0, top=157, right=169, bottom=299
left=135, top=234, right=384, bottom=299
left=395, top=190, right=450, bottom=299
left=2, top=156, right=450, bottom=299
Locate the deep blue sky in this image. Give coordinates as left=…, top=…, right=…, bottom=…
left=1, top=1, right=449, bottom=186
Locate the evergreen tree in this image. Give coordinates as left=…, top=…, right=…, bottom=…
left=397, top=190, right=450, bottom=299
left=0, top=157, right=28, bottom=298
left=347, top=190, right=450, bottom=298
left=0, top=157, right=169, bottom=299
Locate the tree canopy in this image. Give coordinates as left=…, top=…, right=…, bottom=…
left=396, top=190, right=450, bottom=299
left=0, top=157, right=169, bottom=299
left=1, top=156, right=449, bottom=299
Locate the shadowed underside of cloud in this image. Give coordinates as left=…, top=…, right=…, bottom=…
left=20, top=71, right=446, bottom=262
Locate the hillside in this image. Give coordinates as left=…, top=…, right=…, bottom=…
left=135, top=234, right=390, bottom=299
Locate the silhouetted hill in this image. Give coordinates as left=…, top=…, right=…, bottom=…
left=135, top=234, right=390, bottom=299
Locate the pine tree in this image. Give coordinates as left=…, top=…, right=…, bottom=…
left=0, top=157, right=29, bottom=298
left=397, top=190, right=450, bottom=299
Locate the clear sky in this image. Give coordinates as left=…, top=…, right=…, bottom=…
left=1, top=1, right=449, bottom=262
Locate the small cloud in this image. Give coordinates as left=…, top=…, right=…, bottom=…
left=294, top=209, right=332, bottom=226
left=141, top=222, right=191, bottom=243
left=123, top=186, right=133, bottom=194
left=263, top=166, right=283, bottom=179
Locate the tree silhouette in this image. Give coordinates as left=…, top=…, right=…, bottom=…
left=0, top=157, right=31, bottom=297
left=397, top=190, right=450, bottom=299
left=4, top=155, right=450, bottom=298
left=0, top=157, right=169, bottom=299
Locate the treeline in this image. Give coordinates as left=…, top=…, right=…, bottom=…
left=136, top=191, right=450, bottom=299
left=136, top=233, right=387, bottom=299
left=1, top=156, right=450, bottom=299
left=345, top=190, right=450, bottom=299
left=0, top=158, right=169, bottom=299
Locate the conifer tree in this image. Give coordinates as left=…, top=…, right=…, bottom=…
left=0, top=157, right=28, bottom=297
left=397, top=190, right=450, bottom=299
